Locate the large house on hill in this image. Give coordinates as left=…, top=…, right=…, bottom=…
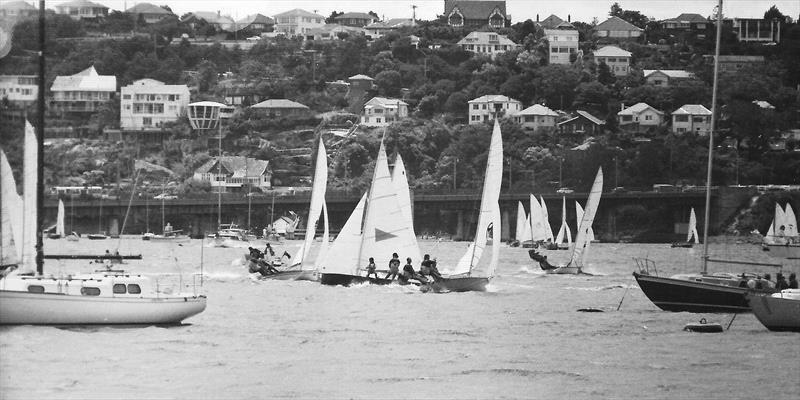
left=250, top=99, right=311, bottom=119
left=274, top=9, right=325, bottom=36
left=365, top=18, right=415, bottom=38
left=0, top=75, right=38, bottom=107
left=671, top=104, right=712, bottom=135
left=444, top=0, right=508, bottom=28
left=120, top=79, right=189, bottom=130
left=618, top=102, right=664, bottom=132
left=457, top=31, right=517, bottom=58
left=55, top=0, right=109, bottom=20
left=193, top=156, right=272, bottom=192
left=182, top=12, right=235, bottom=32
left=334, top=12, right=378, bottom=27
left=468, top=95, right=521, bottom=124
left=125, top=3, right=174, bottom=24
left=593, top=46, right=632, bottom=76
left=361, top=97, right=408, bottom=127
left=235, top=14, right=275, bottom=34
left=643, top=70, right=694, bottom=87
left=0, top=1, right=37, bottom=20
left=49, top=66, right=116, bottom=115
left=536, top=14, right=574, bottom=30
left=515, top=104, right=559, bottom=131
left=594, top=16, right=643, bottom=40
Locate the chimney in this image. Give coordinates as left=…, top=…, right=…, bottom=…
left=568, top=15, right=571, bottom=22
left=217, top=10, right=221, bottom=17
left=620, top=103, right=625, bottom=111
left=536, top=14, right=539, bottom=22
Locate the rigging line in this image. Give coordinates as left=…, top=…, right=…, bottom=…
left=115, top=167, right=142, bottom=251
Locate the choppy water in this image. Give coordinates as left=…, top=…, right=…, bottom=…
left=1, top=237, right=799, bottom=399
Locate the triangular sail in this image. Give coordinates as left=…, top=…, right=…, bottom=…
left=515, top=202, right=529, bottom=241
left=688, top=207, right=700, bottom=244
left=529, top=194, right=546, bottom=241
left=452, top=120, right=503, bottom=276
left=391, top=153, right=420, bottom=257
left=540, top=195, right=554, bottom=241
left=1, top=148, right=22, bottom=265
left=313, top=201, right=330, bottom=268
left=56, top=199, right=65, bottom=237
left=575, top=201, right=592, bottom=243
left=293, top=140, right=328, bottom=268
left=21, top=121, right=37, bottom=271
left=319, top=193, right=366, bottom=276
left=784, top=203, right=798, bottom=237
left=556, top=197, right=572, bottom=245
left=359, top=141, right=421, bottom=271
left=569, top=168, right=603, bottom=269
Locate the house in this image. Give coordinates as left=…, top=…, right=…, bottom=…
left=468, top=95, right=521, bottom=124
left=182, top=12, right=235, bottom=32
left=514, top=104, right=558, bottom=131
left=593, top=45, right=632, bottom=76
left=545, top=29, right=579, bottom=65
left=193, top=156, right=272, bottom=192
left=334, top=12, right=378, bottom=27
left=235, top=14, right=275, bottom=34
left=457, top=31, right=518, bottom=58
left=444, top=0, right=508, bottom=28
left=364, top=18, right=415, bottom=38
left=54, top=0, right=109, bottom=20
left=124, top=3, right=173, bottom=24
left=250, top=99, right=311, bottom=118
left=671, top=104, right=712, bottom=135
left=0, top=1, right=38, bottom=20
left=713, top=55, right=765, bottom=74
left=558, top=110, right=605, bottom=135
left=618, top=103, right=664, bottom=132
left=660, top=13, right=710, bottom=33
left=536, top=14, right=575, bottom=30
left=273, top=9, right=325, bottom=36
left=119, top=79, right=189, bottom=130
left=361, top=97, right=408, bottom=127
left=49, top=66, right=116, bottom=115
left=643, top=70, right=694, bottom=87
left=732, top=18, right=781, bottom=43
left=593, top=16, right=643, bottom=39
left=305, top=24, right=365, bottom=41
left=0, top=75, right=38, bottom=107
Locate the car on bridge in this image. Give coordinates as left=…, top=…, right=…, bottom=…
left=154, top=194, right=178, bottom=200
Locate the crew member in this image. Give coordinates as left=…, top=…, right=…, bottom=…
left=385, top=253, right=400, bottom=280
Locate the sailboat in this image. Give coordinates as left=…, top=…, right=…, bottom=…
left=319, top=142, right=421, bottom=286
left=531, top=168, right=602, bottom=275
left=633, top=0, right=777, bottom=313
left=144, top=187, right=189, bottom=243
left=529, top=194, right=547, bottom=246
left=45, top=199, right=66, bottom=239
left=423, top=120, right=503, bottom=293
left=0, top=122, right=206, bottom=325
left=671, top=208, right=700, bottom=248
left=554, top=196, right=572, bottom=250
left=510, top=201, right=533, bottom=247
left=575, top=201, right=596, bottom=243
left=540, top=195, right=555, bottom=243
left=761, top=203, right=799, bottom=259
left=747, top=289, right=800, bottom=332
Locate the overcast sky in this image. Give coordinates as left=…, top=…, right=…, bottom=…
left=33, top=0, right=800, bottom=23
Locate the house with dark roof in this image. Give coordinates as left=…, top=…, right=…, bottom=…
left=235, top=14, right=275, bottom=34
left=643, top=70, right=694, bottom=87
left=661, top=13, right=710, bottom=31
left=365, top=18, right=415, bottom=38
left=536, top=14, right=574, bottom=30
left=182, top=11, right=235, bottom=32
left=444, top=1, right=508, bottom=28
left=594, top=16, right=643, bottom=40
left=193, top=156, right=272, bottom=192
left=671, top=104, right=711, bottom=135
left=334, top=12, right=378, bottom=27
left=250, top=99, right=311, bottom=118
left=0, top=1, right=38, bottom=20
left=55, top=0, right=109, bottom=20
left=125, top=3, right=173, bottom=24
left=558, top=110, right=605, bottom=136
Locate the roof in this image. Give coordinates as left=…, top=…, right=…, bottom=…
left=593, top=45, right=632, bottom=57
left=274, top=8, right=325, bottom=19
left=576, top=110, right=605, bottom=125
left=50, top=66, right=116, bottom=92
left=125, top=3, right=171, bottom=15
left=349, top=74, right=374, bottom=81
left=468, top=95, right=520, bottom=104
left=366, top=18, right=415, bottom=29
left=184, top=11, right=235, bottom=30
left=544, top=28, right=578, bottom=37
left=643, top=69, right=693, bottom=79
left=334, top=12, right=376, bottom=20
left=196, top=156, right=269, bottom=177
left=0, top=1, right=36, bottom=11
left=445, top=1, right=507, bottom=20
left=672, top=104, right=711, bottom=115
left=594, top=16, right=643, bottom=32
left=518, top=104, right=558, bottom=116
left=122, top=80, right=189, bottom=94
left=618, top=102, right=663, bottom=116
left=662, top=13, right=708, bottom=24
left=752, top=100, right=775, bottom=109
left=538, top=14, right=573, bottom=29
left=251, top=99, right=309, bottom=109
left=56, top=0, right=108, bottom=9
left=306, top=24, right=365, bottom=36
left=457, top=31, right=517, bottom=46
left=236, top=14, right=274, bottom=26
left=365, top=97, right=408, bottom=107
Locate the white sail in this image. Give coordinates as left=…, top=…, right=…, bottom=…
left=688, top=207, right=700, bottom=244
left=784, top=203, right=798, bottom=237
left=555, top=197, right=572, bottom=245
left=452, top=120, right=503, bottom=276
left=515, top=201, right=531, bottom=242
left=391, top=153, right=420, bottom=256
left=575, top=201, right=593, bottom=243
left=529, top=194, right=546, bottom=241
left=56, top=199, right=66, bottom=237
left=293, top=140, right=328, bottom=268
left=1, top=148, right=22, bottom=265
left=359, top=141, right=421, bottom=271
left=569, top=168, right=603, bottom=269
left=319, top=193, right=366, bottom=276
left=523, top=214, right=532, bottom=242
left=21, top=121, right=37, bottom=271
left=540, top=195, right=554, bottom=241
left=313, top=201, right=330, bottom=267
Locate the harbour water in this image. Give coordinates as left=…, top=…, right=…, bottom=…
left=1, top=237, right=798, bottom=399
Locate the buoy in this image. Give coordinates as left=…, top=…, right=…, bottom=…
left=684, top=318, right=724, bottom=333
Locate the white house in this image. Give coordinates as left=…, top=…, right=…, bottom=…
left=124, top=3, right=174, bottom=24
left=0, top=75, right=38, bottom=106
left=273, top=9, right=325, bottom=36
left=120, top=79, right=190, bottom=130
left=54, top=0, right=109, bottom=20
left=49, top=66, right=116, bottom=114
left=515, top=104, right=559, bottom=131
left=593, top=45, right=632, bottom=76
left=193, top=156, right=271, bottom=192
left=618, top=102, right=664, bottom=131
left=365, top=18, right=415, bottom=38
left=593, top=16, right=643, bottom=39
left=643, top=69, right=694, bottom=87
left=544, top=28, right=579, bottom=65
left=467, top=95, right=521, bottom=124
left=457, top=31, right=518, bottom=58
left=671, top=104, right=712, bottom=135
left=361, top=97, right=408, bottom=127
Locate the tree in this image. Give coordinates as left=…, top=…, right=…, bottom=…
left=763, top=5, right=785, bottom=21
left=374, top=70, right=403, bottom=97
left=597, top=62, right=616, bottom=85
left=609, top=2, right=649, bottom=29
left=326, top=11, right=343, bottom=24
left=196, top=60, right=219, bottom=93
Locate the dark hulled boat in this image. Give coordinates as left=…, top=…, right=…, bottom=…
left=422, top=276, right=489, bottom=293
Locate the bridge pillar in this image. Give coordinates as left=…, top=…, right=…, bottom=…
left=109, top=217, right=119, bottom=236
left=501, top=209, right=510, bottom=242
left=455, top=210, right=465, bottom=241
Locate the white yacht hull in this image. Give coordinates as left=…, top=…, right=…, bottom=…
left=761, top=243, right=800, bottom=259
left=0, top=290, right=206, bottom=325
left=546, top=265, right=582, bottom=275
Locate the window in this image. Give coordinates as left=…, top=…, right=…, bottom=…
left=123, top=94, right=131, bottom=99
left=677, top=127, right=687, bottom=133
left=113, top=284, right=126, bottom=294
left=621, top=115, right=632, bottom=122
left=607, top=58, right=616, bottom=63
left=692, top=116, right=706, bottom=123
left=674, top=115, right=689, bottom=122
left=473, top=104, right=478, bottom=110
left=27, top=285, right=45, bottom=293
left=143, top=117, right=152, bottom=126
left=81, top=287, right=101, bottom=296
left=128, top=284, right=141, bottom=294
left=653, top=79, right=663, bottom=85
left=552, top=47, right=558, bottom=53
left=376, top=118, right=381, bottom=123
left=645, top=115, right=653, bottom=121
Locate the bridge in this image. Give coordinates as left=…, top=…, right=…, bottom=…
left=42, top=187, right=756, bottom=242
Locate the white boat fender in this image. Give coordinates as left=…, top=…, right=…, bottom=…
left=684, top=318, right=723, bottom=333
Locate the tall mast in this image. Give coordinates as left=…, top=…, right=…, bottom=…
left=35, top=0, right=46, bottom=275
left=702, top=0, right=723, bottom=274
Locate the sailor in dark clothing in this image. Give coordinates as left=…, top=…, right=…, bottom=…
left=399, top=258, right=418, bottom=284
left=264, top=243, right=275, bottom=257
left=529, top=250, right=557, bottom=271
left=385, top=253, right=400, bottom=280
left=776, top=273, right=789, bottom=290
left=248, top=247, right=264, bottom=260
left=789, top=273, right=798, bottom=289
left=420, top=254, right=441, bottom=281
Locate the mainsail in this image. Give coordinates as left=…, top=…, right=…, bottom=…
left=391, top=153, right=420, bottom=257
left=687, top=207, right=700, bottom=244
left=292, top=139, right=328, bottom=269
left=784, top=203, right=798, bottom=237
left=515, top=201, right=532, bottom=243
left=56, top=199, right=66, bottom=237
left=569, top=168, right=603, bottom=269
left=21, top=122, right=37, bottom=271
left=575, top=201, right=595, bottom=243
left=319, top=193, right=367, bottom=276
left=0, top=148, right=22, bottom=265
left=529, top=194, right=546, bottom=241
left=555, top=196, right=572, bottom=245
left=540, top=195, right=554, bottom=242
